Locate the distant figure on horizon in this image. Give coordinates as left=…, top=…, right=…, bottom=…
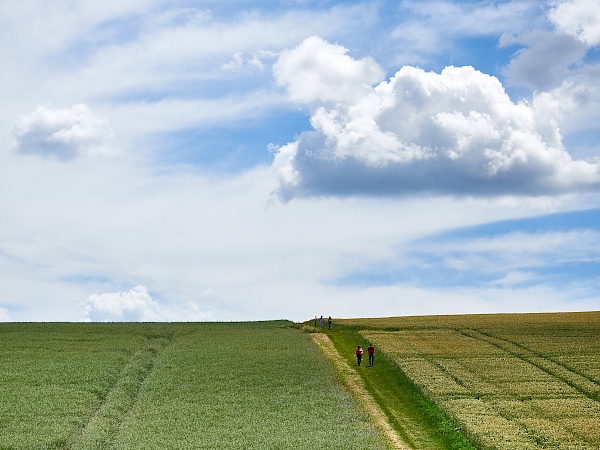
left=368, top=343, right=375, bottom=366
left=319, top=315, right=324, bottom=329
left=328, top=316, right=332, bottom=330
left=355, top=345, right=363, bottom=366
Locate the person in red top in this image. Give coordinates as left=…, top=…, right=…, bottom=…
left=367, top=343, right=375, bottom=366
left=355, top=345, right=363, bottom=366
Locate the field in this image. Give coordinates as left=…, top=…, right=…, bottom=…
left=3, top=313, right=599, bottom=449
left=337, top=312, right=600, bottom=449
left=0, top=321, right=388, bottom=449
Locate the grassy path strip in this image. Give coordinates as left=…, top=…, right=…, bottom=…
left=326, top=326, right=479, bottom=450
left=311, top=332, right=409, bottom=449
left=70, top=336, right=171, bottom=449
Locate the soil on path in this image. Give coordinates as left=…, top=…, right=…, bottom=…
left=311, top=332, right=411, bottom=450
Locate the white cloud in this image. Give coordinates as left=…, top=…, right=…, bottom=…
left=273, top=36, right=384, bottom=104
left=80, top=286, right=212, bottom=322
left=12, top=104, right=115, bottom=160
left=548, top=0, right=600, bottom=46
left=272, top=41, right=600, bottom=199
left=79, top=285, right=213, bottom=322
left=81, top=286, right=161, bottom=322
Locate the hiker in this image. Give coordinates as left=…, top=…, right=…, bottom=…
left=328, top=316, right=332, bottom=330
left=355, top=345, right=363, bottom=366
left=319, top=315, right=324, bottom=329
left=368, top=343, right=375, bottom=366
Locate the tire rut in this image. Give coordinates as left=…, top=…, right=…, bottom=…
left=459, top=329, right=600, bottom=402
left=71, top=336, right=171, bottom=449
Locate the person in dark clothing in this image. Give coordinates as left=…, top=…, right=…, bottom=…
left=368, top=343, right=375, bottom=366
left=328, top=316, right=332, bottom=330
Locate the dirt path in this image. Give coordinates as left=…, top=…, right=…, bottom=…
left=311, top=332, right=411, bottom=450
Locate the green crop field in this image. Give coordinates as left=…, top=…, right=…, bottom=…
left=337, top=311, right=600, bottom=450
left=0, top=321, right=388, bottom=449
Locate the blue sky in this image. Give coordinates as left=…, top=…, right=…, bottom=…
left=1, top=0, right=599, bottom=322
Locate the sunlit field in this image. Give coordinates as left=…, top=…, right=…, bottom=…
left=339, top=312, right=600, bottom=449
left=0, top=322, right=387, bottom=449
left=4, top=313, right=598, bottom=449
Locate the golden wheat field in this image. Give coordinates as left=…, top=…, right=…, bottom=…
left=338, top=312, right=600, bottom=450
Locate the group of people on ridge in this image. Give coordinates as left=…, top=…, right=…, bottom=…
left=316, top=315, right=332, bottom=330
left=355, top=343, right=375, bottom=367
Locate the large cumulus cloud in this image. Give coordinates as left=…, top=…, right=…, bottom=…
left=271, top=37, right=600, bottom=200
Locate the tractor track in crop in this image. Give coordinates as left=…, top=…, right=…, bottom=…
left=459, top=328, right=600, bottom=402
left=311, top=332, right=410, bottom=449
left=71, top=336, right=173, bottom=449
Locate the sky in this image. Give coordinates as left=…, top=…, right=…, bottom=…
left=1, top=0, right=600, bottom=322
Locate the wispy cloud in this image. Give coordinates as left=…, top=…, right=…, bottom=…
left=334, top=212, right=600, bottom=297
left=384, top=0, right=541, bottom=66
